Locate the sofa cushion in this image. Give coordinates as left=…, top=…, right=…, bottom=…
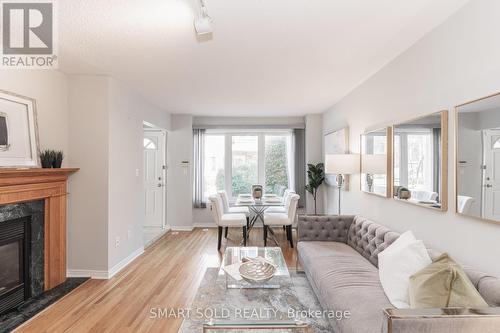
left=409, top=253, right=488, bottom=308
left=298, top=241, right=392, bottom=333
left=347, top=216, right=400, bottom=267
left=378, top=232, right=432, bottom=308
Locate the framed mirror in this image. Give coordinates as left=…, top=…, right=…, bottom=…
left=392, top=111, right=448, bottom=211
left=456, top=92, right=500, bottom=223
left=360, top=127, right=392, bottom=197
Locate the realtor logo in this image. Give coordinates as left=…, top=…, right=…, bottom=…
left=1, top=0, right=57, bottom=68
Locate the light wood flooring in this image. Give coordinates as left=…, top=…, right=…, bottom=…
left=15, top=227, right=298, bottom=333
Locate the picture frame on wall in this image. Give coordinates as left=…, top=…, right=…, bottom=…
left=0, top=90, right=40, bottom=167
left=324, top=127, right=349, bottom=188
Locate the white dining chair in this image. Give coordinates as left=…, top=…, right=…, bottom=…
left=209, top=195, right=247, bottom=251
left=263, top=194, right=299, bottom=248
left=266, top=190, right=295, bottom=214
left=218, top=190, right=250, bottom=232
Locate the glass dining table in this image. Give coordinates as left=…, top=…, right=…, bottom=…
left=233, top=196, right=284, bottom=245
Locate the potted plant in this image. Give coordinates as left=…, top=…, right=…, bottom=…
left=305, top=163, right=325, bottom=215
left=52, top=151, right=64, bottom=168
left=40, top=150, right=54, bottom=168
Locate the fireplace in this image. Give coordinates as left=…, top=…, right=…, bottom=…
left=0, top=201, right=44, bottom=315
left=0, top=217, right=30, bottom=314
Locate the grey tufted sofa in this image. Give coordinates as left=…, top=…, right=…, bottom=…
left=297, top=215, right=500, bottom=333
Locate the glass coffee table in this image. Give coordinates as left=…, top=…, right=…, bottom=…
left=218, top=247, right=290, bottom=289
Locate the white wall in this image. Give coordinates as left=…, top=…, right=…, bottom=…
left=68, top=75, right=110, bottom=272
left=68, top=76, right=172, bottom=273
left=167, top=114, right=194, bottom=229
left=108, top=79, right=172, bottom=268
left=457, top=113, right=482, bottom=216
left=193, top=116, right=305, bottom=128
left=322, top=0, right=500, bottom=276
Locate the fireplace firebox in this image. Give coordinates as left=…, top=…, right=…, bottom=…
left=0, top=216, right=31, bottom=314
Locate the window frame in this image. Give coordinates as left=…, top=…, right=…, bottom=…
left=204, top=129, right=293, bottom=200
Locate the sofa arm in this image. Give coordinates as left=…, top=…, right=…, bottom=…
left=297, top=215, right=354, bottom=243
left=382, top=307, right=500, bottom=333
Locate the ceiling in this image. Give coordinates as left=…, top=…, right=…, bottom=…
left=58, top=0, right=469, bottom=117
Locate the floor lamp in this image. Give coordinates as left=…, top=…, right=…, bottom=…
left=325, top=154, right=360, bottom=215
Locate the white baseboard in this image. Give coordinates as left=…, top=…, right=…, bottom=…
left=67, top=246, right=144, bottom=280
left=170, top=226, right=194, bottom=231
left=67, top=269, right=109, bottom=279
left=193, top=223, right=217, bottom=228
left=108, top=246, right=144, bottom=278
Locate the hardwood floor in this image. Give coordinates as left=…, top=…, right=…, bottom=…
left=15, top=227, right=298, bottom=333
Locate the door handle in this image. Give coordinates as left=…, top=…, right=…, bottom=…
left=157, top=183, right=163, bottom=187
left=485, top=184, right=493, bottom=188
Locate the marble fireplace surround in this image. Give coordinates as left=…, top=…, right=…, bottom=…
left=0, top=168, right=78, bottom=291
left=0, top=201, right=45, bottom=298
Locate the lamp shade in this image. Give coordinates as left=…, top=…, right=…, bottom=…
left=361, top=154, right=387, bottom=174
left=325, top=154, right=360, bottom=174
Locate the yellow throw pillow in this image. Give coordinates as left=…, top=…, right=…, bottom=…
left=409, top=253, right=488, bottom=308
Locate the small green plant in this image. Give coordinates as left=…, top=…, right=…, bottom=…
left=52, top=151, right=64, bottom=168
left=40, top=150, right=55, bottom=168
left=305, top=163, right=325, bottom=215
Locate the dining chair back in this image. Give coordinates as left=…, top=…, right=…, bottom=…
left=287, top=194, right=300, bottom=223
left=208, top=195, right=223, bottom=225
left=284, top=190, right=296, bottom=209
left=209, top=195, right=247, bottom=250
left=218, top=190, right=230, bottom=212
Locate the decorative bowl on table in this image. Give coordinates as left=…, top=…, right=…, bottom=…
left=239, top=258, right=276, bottom=283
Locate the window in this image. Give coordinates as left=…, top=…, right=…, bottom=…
left=493, top=137, right=500, bottom=149
left=143, top=138, right=157, bottom=150
left=407, top=133, right=432, bottom=189
left=394, top=130, right=434, bottom=191
left=231, top=136, right=258, bottom=196
left=202, top=131, right=292, bottom=199
left=265, top=135, right=290, bottom=194
left=203, top=135, right=225, bottom=199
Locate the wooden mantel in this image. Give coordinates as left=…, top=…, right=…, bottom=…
left=0, top=168, right=79, bottom=290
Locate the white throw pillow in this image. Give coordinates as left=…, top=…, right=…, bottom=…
left=382, top=230, right=416, bottom=254
left=378, top=232, right=432, bottom=309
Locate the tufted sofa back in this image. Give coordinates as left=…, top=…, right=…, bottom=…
left=297, top=215, right=354, bottom=243
left=346, top=216, right=400, bottom=267
left=297, top=215, right=400, bottom=267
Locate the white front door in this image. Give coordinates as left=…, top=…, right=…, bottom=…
left=144, top=131, right=166, bottom=228
left=482, top=129, right=500, bottom=220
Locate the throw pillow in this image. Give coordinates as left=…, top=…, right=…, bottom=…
left=409, top=253, right=488, bottom=308
left=378, top=231, right=432, bottom=309
left=381, top=230, right=417, bottom=254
